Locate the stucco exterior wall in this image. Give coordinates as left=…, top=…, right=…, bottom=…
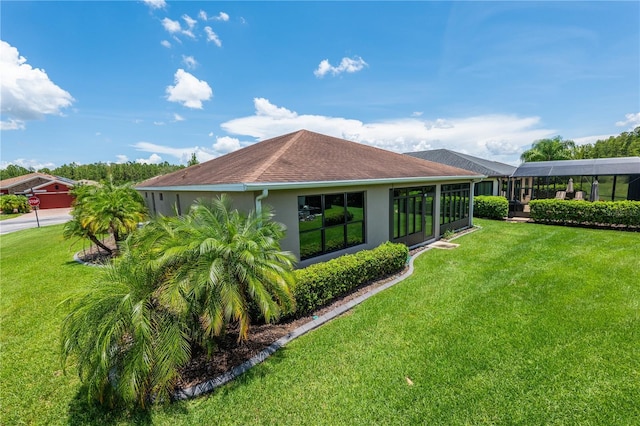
left=136, top=178, right=475, bottom=266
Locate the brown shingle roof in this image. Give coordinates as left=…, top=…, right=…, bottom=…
left=0, top=172, right=55, bottom=189
left=137, top=130, right=482, bottom=188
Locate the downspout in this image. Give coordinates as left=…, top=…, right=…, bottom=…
left=255, top=189, right=269, bottom=216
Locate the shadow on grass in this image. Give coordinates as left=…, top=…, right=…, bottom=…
left=67, top=386, right=154, bottom=425
left=66, top=386, right=188, bottom=424
left=64, top=350, right=291, bottom=423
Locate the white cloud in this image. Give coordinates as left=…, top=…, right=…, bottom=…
left=198, top=10, right=208, bottom=21
left=0, top=40, right=74, bottom=130
left=143, top=0, right=166, bottom=10
left=204, top=27, right=222, bottom=47
left=615, top=112, right=640, bottom=129
left=165, top=69, right=212, bottom=109
left=213, top=136, right=241, bottom=153
left=182, top=55, right=197, bottom=69
left=173, top=113, right=185, bottom=122
left=1, top=118, right=25, bottom=130
left=136, top=153, right=163, bottom=165
left=214, top=12, right=229, bottom=21
left=182, top=14, right=197, bottom=29
left=133, top=141, right=217, bottom=164
left=220, top=98, right=555, bottom=164
left=208, top=131, right=214, bottom=137
left=160, top=40, right=171, bottom=48
left=115, top=154, right=129, bottom=164
left=161, top=18, right=181, bottom=34
left=154, top=121, right=166, bottom=126
left=572, top=134, right=616, bottom=145
left=411, top=111, right=423, bottom=117
left=314, top=56, right=368, bottom=78
left=0, top=158, right=56, bottom=171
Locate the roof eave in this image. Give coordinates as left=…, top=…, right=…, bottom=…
left=135, top=175, right=486, bottom=192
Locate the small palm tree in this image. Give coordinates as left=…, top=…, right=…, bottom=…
left=137, top=195, right=297, bottom=342
left=61, top=242, right=191, bottom=407
left=61, top=195, right=296, bottom=406
left=64, top=181, right=147, bottom=256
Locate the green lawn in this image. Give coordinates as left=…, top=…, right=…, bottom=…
left=0, top=213, right=22, bottom=221
left=1, top=220, right=639, bottom=424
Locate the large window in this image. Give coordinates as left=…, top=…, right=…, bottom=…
left=440, top=183, right=470, bottom=228
left=391, top=186, right=435, bottom=246
left=474, top=181, right=493, bottom=196
left=298, top=192, right=365, bottom=260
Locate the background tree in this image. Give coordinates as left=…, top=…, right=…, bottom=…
left=520, top=136, right=576, bottom=162
left=187, top=153, right=199, bottom=167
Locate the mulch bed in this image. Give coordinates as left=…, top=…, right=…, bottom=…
left=75, top=241, right=432, bottom=391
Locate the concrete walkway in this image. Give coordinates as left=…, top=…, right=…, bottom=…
left=0, top=208, right=72, bottom=235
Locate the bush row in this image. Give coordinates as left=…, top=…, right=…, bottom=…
left=0, top=194, right=31, bottom=214
left=473, top=195, right=508, bottom=219
left=293, top=242, right=409, bottom=315
left=529, top=199, right=640, bottom=227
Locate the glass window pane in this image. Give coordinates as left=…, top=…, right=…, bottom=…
left=424, top=196, right=434, bottom=237
left=408, top=196, right=416, bottom=234
left=347, top=192, right=364, bottom=222
left=299, top=230, right=323, bottom=260
left=415, top=196, right=423, bottom=233
left=346, top=223, right=364, bottom=247
left=399, top=198, right=407, bottom=237
left=325, top=226, right=346, bottom=253
left=299, top=195, right=322, bottom=226
left=324, top=193, right=346, bottom=226
left=393, top=199, right=400, bottom=239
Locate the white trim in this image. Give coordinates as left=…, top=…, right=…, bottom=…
left=136, top=175, right=485, bottom=193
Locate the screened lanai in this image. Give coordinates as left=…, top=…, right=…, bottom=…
left=507, top=157, right=640, bottom=216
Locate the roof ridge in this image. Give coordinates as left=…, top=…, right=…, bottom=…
left=244, top=130, right=305, bottom=182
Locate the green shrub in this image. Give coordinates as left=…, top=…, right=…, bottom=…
left=0, top=194, right=31, bottom=214
left=324, top=210, right=354, bottom=227
left=293, top=242, right=409, bottom=315
left=473, top=195, right=508, bottom=219
left=529, top=199, right=640, bottom=228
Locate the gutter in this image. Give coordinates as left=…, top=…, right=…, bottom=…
left=135, top=174, right=486, bottom=193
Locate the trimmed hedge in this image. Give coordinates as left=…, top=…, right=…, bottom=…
left=293, top=242, right=409, bottom=315
left=473, top=195, right=508, bottom=219
left=529, top=199, right=640, bottom=228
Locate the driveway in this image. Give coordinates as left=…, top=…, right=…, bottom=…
left=0, top=208, right=72, bottom=235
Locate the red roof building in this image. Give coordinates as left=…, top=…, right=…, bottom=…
left=0, top=173, right=76, bottom=209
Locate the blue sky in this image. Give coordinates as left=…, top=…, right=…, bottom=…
left=1, top=1, right=638, bottom=169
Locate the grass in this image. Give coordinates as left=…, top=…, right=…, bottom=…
left=1, top=220, right=639, bottom=424
left=0, top=213, right=22, bottom=221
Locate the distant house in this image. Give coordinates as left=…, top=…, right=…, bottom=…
left=0, top=173, right=77, bottom=209
left=404, top=149, right=516, bottom=197
left=136, top=130, right=484, bottom=266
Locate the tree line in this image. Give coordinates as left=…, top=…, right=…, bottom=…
left=521, top=126, right=640, bottom=162
left=0, top=161, right=185, bottom=184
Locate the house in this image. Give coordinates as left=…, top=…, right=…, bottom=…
left=507, top=157, right=640, bottom=216
left=0, top=173, right=76, bottom=209
left=136, top=130, right=484, bottom=266
left=404, top=149, right=516, bottom=197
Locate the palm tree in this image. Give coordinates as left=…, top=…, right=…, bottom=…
left=61, top=242, right=192, bottom=407
left=64, top=181, right=148, bottom=255
left=520, top=136, right=576, bottom=162
left=61, top=195, right=296, bottom=406
left=136, top=195, right=297, bottom=342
